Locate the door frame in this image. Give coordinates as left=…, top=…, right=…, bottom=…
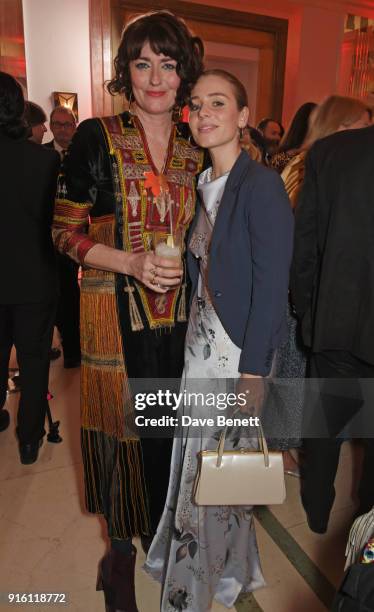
left=90, top=0, right=288, bottom=120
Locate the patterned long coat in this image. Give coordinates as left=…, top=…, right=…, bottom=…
left=52, top=112, right=203, bottom=538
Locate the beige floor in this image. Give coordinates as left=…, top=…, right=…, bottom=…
left=0, top=356, right=359, bottom=612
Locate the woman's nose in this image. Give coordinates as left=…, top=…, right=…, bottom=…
left=150, top=66, right=162, bottom=86
left=198, top=103, right=210, bottom=117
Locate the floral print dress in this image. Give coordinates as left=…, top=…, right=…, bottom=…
left=144, top=168, right=265, bottom=611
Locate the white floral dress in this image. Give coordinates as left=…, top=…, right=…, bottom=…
left=144, top=168, right=265, bottom=611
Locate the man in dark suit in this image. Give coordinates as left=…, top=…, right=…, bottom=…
left=45, top=106, right=81, bottom=368
left=21, top=101, right=61, bottom=365
left=291, top=125, right=374, bottom=533
left=0, top=72, right=60, bottom=463
left=257, top=117, right=284, bottom=163
left=45, top=105, right=77, bottom=157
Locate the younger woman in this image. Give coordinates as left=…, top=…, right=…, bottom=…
left=145, top=70, right=294, bottom=611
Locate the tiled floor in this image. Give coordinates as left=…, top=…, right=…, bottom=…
left=0, top=356, right=360, bottom=612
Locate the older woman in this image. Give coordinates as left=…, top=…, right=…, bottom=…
left=52, top=11, right=204, bottom=611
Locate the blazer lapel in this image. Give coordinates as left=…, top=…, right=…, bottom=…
left=186, top=196, right=202, bottom=297
left=210, top=150, right=251, bottom=248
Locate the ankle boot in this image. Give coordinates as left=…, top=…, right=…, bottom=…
left=97, top=546, right=139, bottom=612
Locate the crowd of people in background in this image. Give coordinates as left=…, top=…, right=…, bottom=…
left=1, top=8, right=374, bottom=612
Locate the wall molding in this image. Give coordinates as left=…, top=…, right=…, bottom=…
left=292, top=0, right=374, bottom=16
left=89, top=0, right=113, bottom=117
left=90, top=0, right=288, bottom=119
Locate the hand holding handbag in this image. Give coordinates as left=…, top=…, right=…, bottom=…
left=193, top=422, right=286, bottom=506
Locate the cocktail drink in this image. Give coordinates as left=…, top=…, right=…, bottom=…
left=155, top=233, right=181, bottom=264
left=152, top=231, right=183, bottom=291
left=153, top=232, right=182, bottom=265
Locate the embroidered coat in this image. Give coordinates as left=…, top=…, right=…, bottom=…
left=52, top=112, right=203, bottom=538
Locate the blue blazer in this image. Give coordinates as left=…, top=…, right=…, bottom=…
left=187, top=150, right=294, bottom=376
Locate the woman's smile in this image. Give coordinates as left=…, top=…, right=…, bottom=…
left=146, top=90, right=167, bottom=97
left=197, top=123, right=218, bottom=133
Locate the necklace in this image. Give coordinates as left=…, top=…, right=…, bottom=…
left=134, top=116, right=176, bottom=226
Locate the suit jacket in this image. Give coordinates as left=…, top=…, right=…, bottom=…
left=290, top=125, right=374, bottom=364
left=187, top=150, right=294, bottom=376
left=0, top=132, right=60, bottom=304
left=44, top=139, right=61, bottom=156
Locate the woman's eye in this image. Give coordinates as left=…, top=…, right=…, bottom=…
left=212, top=100, right=224, bottom=107
left=189, top=103, right=200, bottom=112
left=163, top=63, right=177, bottom=71
left=134, top=62, right=149, bottom=70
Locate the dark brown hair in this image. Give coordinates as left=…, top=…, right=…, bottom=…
left=0, top=71, right=27, bottom=139
left=195, top=69, right=248, bottom=110
left=257, top=117, right=284, bottom=138
left=278, top=102, right=316, bottom=152
left=24, top=101, right=47, bottom=127
left=107, top=10, right=204, bottom=107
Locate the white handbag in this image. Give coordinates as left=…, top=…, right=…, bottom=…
left=193, top=423, right=286, bottom=506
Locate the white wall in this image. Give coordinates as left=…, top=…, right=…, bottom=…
left=22, top=0, right=92, bottom=141
left=293, top=5, right=345, bottom=109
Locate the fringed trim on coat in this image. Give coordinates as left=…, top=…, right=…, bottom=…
left=81, top=428, right=152, bottom=539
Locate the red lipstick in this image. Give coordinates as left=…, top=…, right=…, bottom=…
left=146, top=91, right=166, bottom=97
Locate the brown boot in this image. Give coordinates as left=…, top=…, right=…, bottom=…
left=97, top=546, right=139, bottom=612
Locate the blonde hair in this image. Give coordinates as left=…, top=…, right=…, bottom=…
left=241, top=140, right=262, bottom=162
left=303, top=95, right=367, bottom=148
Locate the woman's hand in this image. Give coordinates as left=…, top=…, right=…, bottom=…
left=126, top=251, right=183, bottom=293
left=236, top=374, right=264, bottom=416
left=82, top=245, right=183, bottom=293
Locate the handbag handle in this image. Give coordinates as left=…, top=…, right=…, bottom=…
left=216, top=415, right=269, bottom=468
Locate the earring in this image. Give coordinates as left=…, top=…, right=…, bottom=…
left=127, top=91, right=135, bottom=116
left=187, top=133, right=199, bottom=149
left=172, top=105, right=183, bottom=124
left=239, top=126, right=244, bottom=140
